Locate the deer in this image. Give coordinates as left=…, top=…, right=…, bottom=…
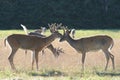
left=59, top=27, right=115, bottom=71
left=30, top=27, right=46, bottom=35
left=21, top=24, right=46, bottom=35
left=4, top=24, right=62, bottom=71
left=20, top=24, right=64, bottom=57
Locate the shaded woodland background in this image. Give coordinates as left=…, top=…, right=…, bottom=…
left=0, top=0, right=120, bottom=29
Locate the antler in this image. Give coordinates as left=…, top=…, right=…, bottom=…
left=60, top=25, right=68, bottom=34
left=56, top=23, right=62, bottom=29
left=48, top=23, right=63, bottom=33
left=48, top=23, right=55, bottom=33
left=55, top=47, right=64, bottom=57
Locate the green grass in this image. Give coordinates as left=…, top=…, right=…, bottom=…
left=0, top=68, right=120, bottom=80
left=0, top=29, right=120, bottom=80
left=75, top=29, right=120, bottom=38
left=1, top=29, right=120, bottom=39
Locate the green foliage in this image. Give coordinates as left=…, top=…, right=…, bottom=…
left=0, top=0, right=120, bottom=29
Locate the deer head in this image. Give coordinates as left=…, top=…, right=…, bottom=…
left=59, top=26, right=71, bottom=42
left=48, top=23, right=63, bottom=38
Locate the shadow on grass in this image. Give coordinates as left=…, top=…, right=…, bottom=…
left=92, top=67, right=120, bottom=77
left=29, top=70, right=67, bottom=77
left=96, top=71, right=120, bottom=77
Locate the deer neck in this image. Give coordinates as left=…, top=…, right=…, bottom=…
left=44, top=34, right=56, bottom=46
left=66, top=35, right=83, bottom=52
left=66, top=35, right=76, bottom=47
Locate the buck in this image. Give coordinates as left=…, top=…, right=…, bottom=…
left=21, top=24, right=46, bottom=35
left=4, top=24, right=62, bottom=71
left=29, top=27, right=46, bottom=35
left=21, top=24, right=63, bottom=57
left=59, top=27, right=115, bottom=71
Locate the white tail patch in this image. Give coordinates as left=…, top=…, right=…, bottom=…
left=108, top=43, right=113, bottom=52
left=20, top=24, right=28, bottom=35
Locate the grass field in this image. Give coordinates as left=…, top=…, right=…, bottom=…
left=1, top=29, right=120, bottom=38
left=0, top=29, right=120, bottom=80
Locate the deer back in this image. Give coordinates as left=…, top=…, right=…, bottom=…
left=6, top=34, right=47, bottom=50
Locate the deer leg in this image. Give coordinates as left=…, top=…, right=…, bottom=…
left=31, top=51, right=35, bottom=70
left=103, top=50, right=110, bottom=71
left=81, top=52, right=86, bottom=71
left=8, top=48, right=18, bottom=70
left=41, top=50, right=45, bottom=55
left=25, top=50, right=27, bottom=54
left=109, top=53, right=115, bottom=70
left=35, top=51, right=39, bottom=71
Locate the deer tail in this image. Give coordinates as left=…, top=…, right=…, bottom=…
left=20, top=24, right=29, bottom=35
